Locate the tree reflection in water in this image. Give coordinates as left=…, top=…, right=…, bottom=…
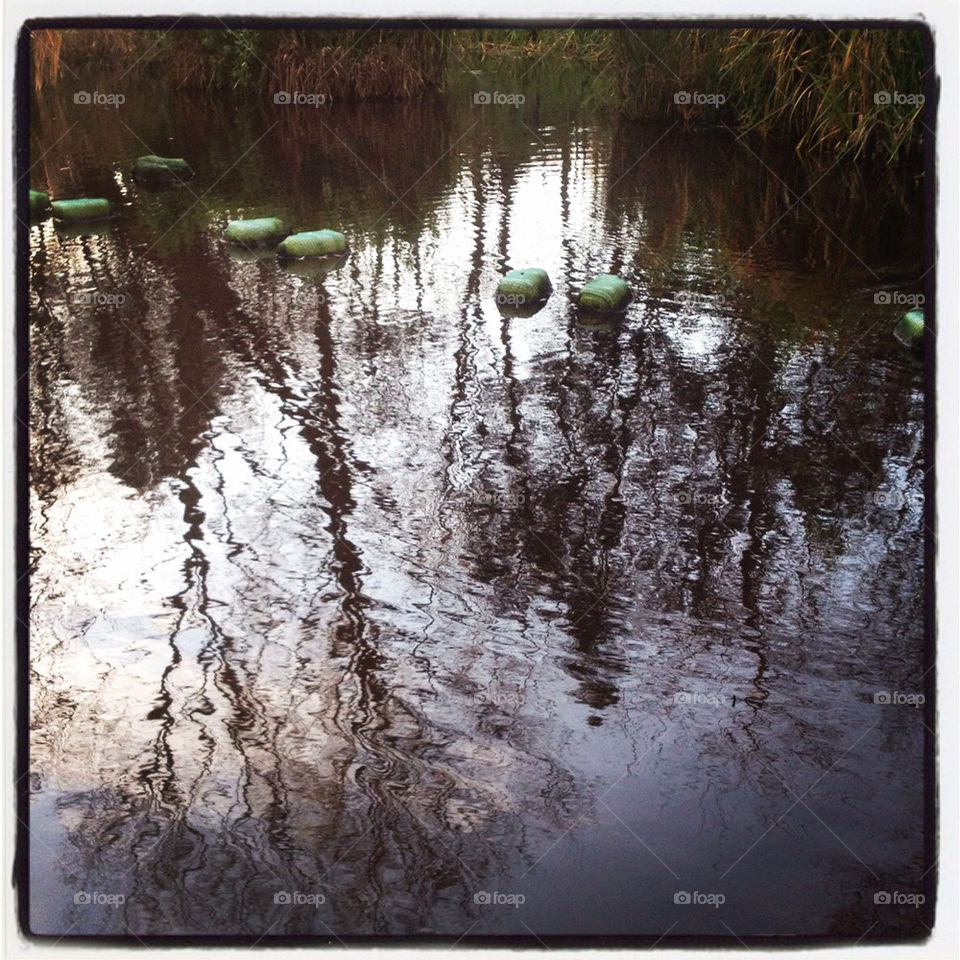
left=28, top=72, right=928, bottom=938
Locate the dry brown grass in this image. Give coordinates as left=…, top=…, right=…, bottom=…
left=30, top=28, right=62, bottom=91
left=29, top=27, right=448, bottom=100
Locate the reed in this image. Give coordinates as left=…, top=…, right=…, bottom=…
left=266, top=29, right=448, bottom=101
left=29, top=25, right=926, bottom=160
left=609, top=27, right=926, bottom=161
left=716, top=28, right=927, bottom=161
left=450, top=27, right=612, bottom=64
left=29, top=28, right=62, bottom=91
left=30, top=27, right=449, bottom=100
left=453, top=26, right=926, bottom=161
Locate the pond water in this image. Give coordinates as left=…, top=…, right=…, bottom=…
left=25, top=57, right=931, bottom=940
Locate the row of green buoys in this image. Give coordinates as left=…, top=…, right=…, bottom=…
left=29, top=154, right=193, bottom=226
left=31, top=153, right=923, bottom=344
left=30, top=154, right=350, bottom=273
left=495, top=267, right=631, bottom=318
left=30, top=189, right=113, bottom=223
left=223, top=218, right=350, bottom=271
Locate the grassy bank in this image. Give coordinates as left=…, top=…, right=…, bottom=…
left=451, top=26, right=928, bottom=162
left=30, top=24, right=928, bottom=161
left=30, top=27, right=449, bottom=101
left=610, top=27, right=928, bottom=162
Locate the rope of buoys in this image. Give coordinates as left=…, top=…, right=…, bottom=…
left=30, top=154, right=918, bottom=361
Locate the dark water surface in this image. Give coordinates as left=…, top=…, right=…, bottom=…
left=26, top=65, right=930, bottom=939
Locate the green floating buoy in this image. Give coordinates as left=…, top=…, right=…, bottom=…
left=133, top=155, right=194, bottom=185
left=578, top=274, right=631, bottom=313
left=893, top=308, right=923, bottom=348
left=223, top=217, right=289, bottom=248
left=277, top=229, right=348, bottom=259
left=495, top=268, right=552, bottom=308
left=29, top=189, right=51, bottom=216
left=51, top=198, right=112, bottom=223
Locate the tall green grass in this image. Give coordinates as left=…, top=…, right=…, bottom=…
left=716, top=28, right=927, bottom=161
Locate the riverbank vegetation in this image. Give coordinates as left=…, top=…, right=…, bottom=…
left=30, top=27, right=449, bottom=101
left=30, top=24, right=928, bottom=162
left=453, top=27, right=928, bottom=162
